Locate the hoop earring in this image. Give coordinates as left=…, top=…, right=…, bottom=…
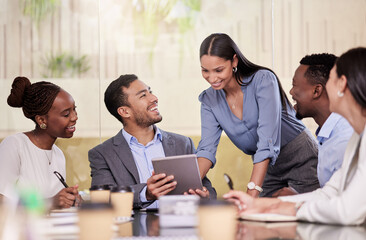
left=233, top=67, right=237, bottom=73
left=40, top=123, right=47, bottom=129
left=337, top=91, right=344, bottom=97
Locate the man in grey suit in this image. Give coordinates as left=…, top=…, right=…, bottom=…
left=89, top=74, right=216, bottom=209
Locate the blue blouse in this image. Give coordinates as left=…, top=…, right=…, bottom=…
left=196, top=69, right=305, bottom=166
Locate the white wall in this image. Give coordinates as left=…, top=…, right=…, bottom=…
left=1, top=0, right=365, bottom=138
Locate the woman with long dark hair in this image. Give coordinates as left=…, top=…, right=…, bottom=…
left=225, top=47, right=366, bottom=225
left=196, top=33, right=319, bottom=197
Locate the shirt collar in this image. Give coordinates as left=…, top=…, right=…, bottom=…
left=316, top=113, right=343, bottom=139
left=122, top=125, right=162, bottom=145
left=154, top=126, right=163, bottom=142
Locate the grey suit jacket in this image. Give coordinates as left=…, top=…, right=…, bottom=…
left=88, top=128, right=217, bottom=209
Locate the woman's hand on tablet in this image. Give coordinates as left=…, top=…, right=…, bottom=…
left=184, top=187, right=210, bottom=198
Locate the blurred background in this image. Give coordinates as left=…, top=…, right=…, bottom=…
left=1, top=0, right=365, bottom=197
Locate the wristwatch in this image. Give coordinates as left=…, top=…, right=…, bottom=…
left=247, top=182, right=263, bottom=192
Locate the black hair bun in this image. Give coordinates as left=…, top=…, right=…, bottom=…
left=7, top=76, right=31, bottom=108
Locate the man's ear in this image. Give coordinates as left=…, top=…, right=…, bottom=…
left=117, top=106, right=130, bottom=119
left=313, top=84, right=324, bottom=99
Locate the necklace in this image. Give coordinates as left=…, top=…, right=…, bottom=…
left=32, top=130, right=52, bottom=165
left=230, top=93, right=239, bottom=110
left=44, top=150, right=52, bottom=165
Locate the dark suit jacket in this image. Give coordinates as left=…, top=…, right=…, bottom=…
left=88, top=128, right=216, bottom=209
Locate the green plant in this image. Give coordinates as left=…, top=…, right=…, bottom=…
left=41, top=53, right=91, bottom=78
left=21, top=0, right=60, bottom=26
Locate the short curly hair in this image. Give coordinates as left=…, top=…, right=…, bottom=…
left=300, top=53, right=337, bottom=86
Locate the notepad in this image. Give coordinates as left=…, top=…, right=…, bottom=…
left=240, top=213, right=297, bottom=222
left=50, top=207, right=78, bottom=214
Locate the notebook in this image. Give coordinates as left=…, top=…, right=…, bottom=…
left=240, top=213, right=297, bottom=222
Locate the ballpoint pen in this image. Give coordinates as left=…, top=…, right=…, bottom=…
left=54, top=171, right=80, bottom=206
left=54, top=171, right=69, bottom=188
left=224, top=173, right=243, bottom=210
left=223, top=173, right=234, bottom=190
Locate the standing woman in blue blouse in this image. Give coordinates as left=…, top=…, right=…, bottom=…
left=196, top=33, right=319, bottom=197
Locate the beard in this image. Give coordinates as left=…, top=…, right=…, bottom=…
left=134, top=111, right=163, bottom=128
left=295, top=112, right=304, bottom=120
left=294, top=103, right=304, bottom=120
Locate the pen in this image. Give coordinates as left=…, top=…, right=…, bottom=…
left=54, top=171, right=69, bottom=188
left=224, top=173, right=243, bottom=211
left=54, top=171, right=80, bottom=206
left=224, top=173, right=234, bottom=190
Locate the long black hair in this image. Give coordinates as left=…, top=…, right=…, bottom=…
left=199, top=33, right=290, bottom=110
left=336, top=47, right=366, bottom=110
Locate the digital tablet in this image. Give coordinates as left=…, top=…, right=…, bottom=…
left=151, top=154, right=203, bottom=195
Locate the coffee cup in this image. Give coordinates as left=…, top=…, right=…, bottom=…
left=198, top=200, right=237, bottom=240
left=78, top=202, right=114, bottom=240
left=110, top=186, right=133, bottom=219
left=89, top=185, right=111, bottom=203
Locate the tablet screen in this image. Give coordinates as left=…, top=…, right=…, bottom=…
left=152, top=154, right=203, bottom=195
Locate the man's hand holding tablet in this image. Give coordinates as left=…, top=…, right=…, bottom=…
left=152, top=154, right=206, bottom=197
left=146, top=171, right=177, bottom=200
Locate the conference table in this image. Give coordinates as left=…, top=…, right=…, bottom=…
left=40, top=209, right=366, bottom=240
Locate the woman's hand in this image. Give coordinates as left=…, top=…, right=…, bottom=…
left=264, top=201, right=297, bottom=216
left=223, top=190, right=282, bottom=214
left=246, top=159, right=270, bottom=198
left=52, top=185, right=81, bottom=209
left=184, top=187, right=210, bottom=198
left=223, top=190, right=254, bottom=213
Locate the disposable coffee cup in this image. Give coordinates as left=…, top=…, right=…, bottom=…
left=78, top=202, right=114, bottom=240
left=89, top=185, right=111, bottom=203
left=118, top=221, right=133, bottom=237
left=110, top=186, right=133, bottom=219
left=198, top=200, right=237, bottom=240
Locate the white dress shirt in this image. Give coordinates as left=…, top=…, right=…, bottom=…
left=122, top=128, right=165, bottom=208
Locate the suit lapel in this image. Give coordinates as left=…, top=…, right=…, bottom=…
left=161, top=130, right=176, bottom=157
left=113, top=130, right=140, bottom=183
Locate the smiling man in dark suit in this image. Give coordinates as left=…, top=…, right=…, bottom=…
left=88, top=74, right=216, bottom=209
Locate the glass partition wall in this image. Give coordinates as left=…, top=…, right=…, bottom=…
left=1, top=0, right=365, bottom=196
